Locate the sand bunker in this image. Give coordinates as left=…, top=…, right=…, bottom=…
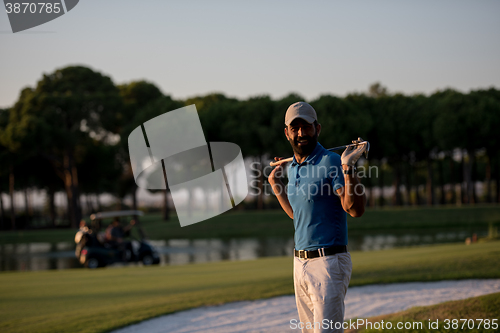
left=112, top=279, right=500, bottom=333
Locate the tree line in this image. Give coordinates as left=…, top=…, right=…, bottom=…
left=0, top=66, right=499, bottom=230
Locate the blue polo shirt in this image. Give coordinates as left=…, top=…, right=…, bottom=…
left=287, top=142, right=347, bottom=251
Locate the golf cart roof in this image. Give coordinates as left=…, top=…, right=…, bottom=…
left=90, top=210, right=144, bottom=220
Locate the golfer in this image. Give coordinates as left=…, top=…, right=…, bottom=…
left=268, top=102, right=367, bottom=333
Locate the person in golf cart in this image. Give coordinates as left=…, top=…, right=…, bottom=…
left=105, top=217, right=136, bottom=259
left=105, top=217, right=135, bottom=244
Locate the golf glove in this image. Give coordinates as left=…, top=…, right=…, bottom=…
left=341, top=137, right=368, bottom=166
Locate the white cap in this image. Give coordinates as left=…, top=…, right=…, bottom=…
left=285, top=102, right=317, bottom=126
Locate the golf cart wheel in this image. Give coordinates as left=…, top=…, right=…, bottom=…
left=86, top=257, right=100, bottom=269
left=142, top=254, right=154, bottom=266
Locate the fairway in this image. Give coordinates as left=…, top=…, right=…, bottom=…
left=0, top=241, right=499, bottom=333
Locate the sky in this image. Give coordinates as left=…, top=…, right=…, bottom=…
left=0, top=0, right=499, bottom=108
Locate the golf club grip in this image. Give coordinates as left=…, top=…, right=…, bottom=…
left=269, top=157, right=294, bottom=166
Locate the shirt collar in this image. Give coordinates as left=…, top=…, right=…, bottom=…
left=290, top=142, right=324, bottom=166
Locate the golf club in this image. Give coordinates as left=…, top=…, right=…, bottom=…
left=269, top=140, right=370, bottom=166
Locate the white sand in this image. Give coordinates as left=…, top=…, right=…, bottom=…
left=112, top=279, right=500, bottom=333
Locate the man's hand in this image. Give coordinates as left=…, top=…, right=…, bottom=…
left=268, top=157, right=288, bottom=185
left=268, top=157, right=293, bottom=219
left=341, top=137, right=368, bottom=167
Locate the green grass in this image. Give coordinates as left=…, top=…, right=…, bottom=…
left=349, top=241, right=500, bottom=285
left=350, top=292, right=500, bottom=333
left=1, top=205, right=500, bottom=244
left=0, top=241, right=499, bottom=333
left=0, top=257, right=293, bottom=333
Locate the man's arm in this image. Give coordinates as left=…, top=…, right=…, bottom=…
left=105, top=226, right=113, bottom=241
left=336, top=166, right=366, bottom=217
left=337, top=138, right=368, bottom=217
left=123, top=220, right=136, bottom=233
left=268, top=158, right=293, bottom=219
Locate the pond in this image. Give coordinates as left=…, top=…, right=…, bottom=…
left=0, top=227, right=488, bottom=272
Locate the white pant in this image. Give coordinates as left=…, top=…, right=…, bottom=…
left=293, top=252, right=352, bottom=333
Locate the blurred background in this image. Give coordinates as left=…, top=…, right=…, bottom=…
left=1, top=0, right=499, bottom=272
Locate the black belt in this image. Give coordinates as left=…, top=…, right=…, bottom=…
left=294, top=245, right=347, bottom=259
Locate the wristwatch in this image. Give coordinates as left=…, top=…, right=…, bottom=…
left=343, top=166, right=356, bottom=176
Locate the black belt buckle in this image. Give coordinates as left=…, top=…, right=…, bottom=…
left=295, top=248, right=318, bottom=259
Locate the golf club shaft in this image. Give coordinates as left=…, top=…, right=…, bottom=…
left=269, top=141, right=368, bottom=166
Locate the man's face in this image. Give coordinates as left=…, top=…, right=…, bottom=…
left=285, top=118, right=321, bottom=156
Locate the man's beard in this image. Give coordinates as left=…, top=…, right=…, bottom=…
left=288, top=132, right=318, bottom=157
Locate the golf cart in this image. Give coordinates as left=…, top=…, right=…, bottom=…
left=75, top=210, right=160, bottom=269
